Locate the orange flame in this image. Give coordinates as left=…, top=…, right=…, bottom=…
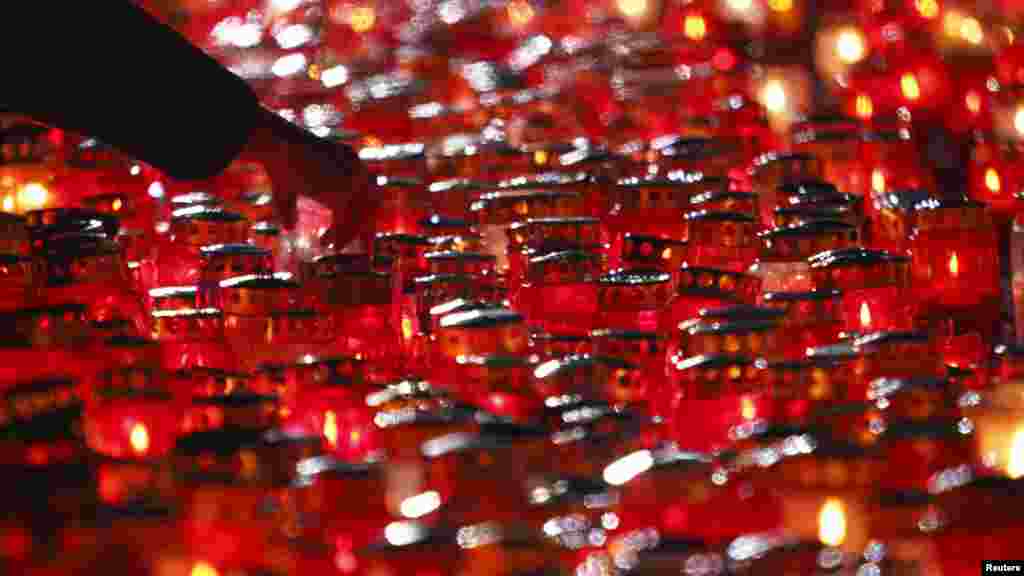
left=858, top=302, right=872, bottom=330
left=324, top=410, right=339, bottom=449
left=129, top=423, right=150, bottom=456
left=949, top=252, right=959, bottom=277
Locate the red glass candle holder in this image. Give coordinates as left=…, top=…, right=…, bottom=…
left=758, top=220, right=861, bottom=264
left=35, top=233, right=149, bottom=338
left=196, top=244, right=273, bottom=307
left=790, top=116, right=870, bottom=197
left=910, top=198, right=1000, bottom=310
left=354, top=523, right=461, bottom=576
left=528, top=330, right=592, bottom=362
left=373, top=233, right=432, bottom=290
left=759, top=439, right=885, bottom=555
left=808, top=248, right=914, bottom=337
left=689, top=188, right=758, bottom=220
left=427, top=178, right=484, bottom=222
left=835, top=331, right=944, bottom=402
left=0, top=254, right=33, bottom=312
left=750, top=153, right=824, bottom=228
left=506, top=216, right=604, bottom=288
left=667, top=354, right=772, bottom=452
left=761, top=356, right=851, bottom=425
left=376, top=176, right=429, bottom=235
left=445, top=355, right=544, bottom=423
left=673, top=316, right=783, bottom=364
left=518, top=250, right=600, bottom=333
left=473, top=188, right=587, bottom=271
left=589, top=329, right=666, bottom=411
left=0, top=212, right=29, bottom=256
left=776, top=180, right=863, bottom=226
left=597, top=263, right=675, bottom=327
left=652, top=136, right=743, bottom=178
left=359, top=142, right=427, bottom=183
left=761, top=290, right=844, bottom=356
left=435, top=307, right=528, bottom=363
left=683, top=211, right=758, bottom=272
left=662, top=266, right=762, bottom=337
left=878, top=419, right=973, bottom=495
left=157, top=207, right=249, bottom=286
left=606, top=446, right=780, bottom=543
left=84, top=390, right=179, bottom=462
left=607, top=176, right=697, bottom=244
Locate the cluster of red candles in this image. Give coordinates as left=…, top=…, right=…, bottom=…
left=2, top=67, right=1024, bottom=574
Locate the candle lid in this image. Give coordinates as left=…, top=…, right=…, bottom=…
left=0, top=375, right=81, bottom=443
left=762, top=289, right=843, bottom=303
left=599, top=268, right=672, bottom=286
left=375, top=175, right=423, bottom=188
left=867, top=376, right=947, bottom=398
left=440, top=307, right=523, bottom=329
left=295, top=454, right=379, bottom=481
left=872, top=188, right=934, bottom=212
left=655, top=134, right=737, bottom=158
left=752, top=151, right=815, bottom=169
left=170, top=205, right=245, bottom=222
left=250, top=221, right=280, bottom=236
left=684, top=210, right=756, bottom=223
left=528, top=475, right=616, bottom=508
left=528, top=249, right=600, bottom=265
left=170, top=191, right=221, bottom=207
left=425, top=250, right=496, bottom=262
left=510, top=216, right=601, bottom=230
left=418, top=214, right=471, bottom=230
left=617, top=174, right=712, bottom=189
left=26, top=208, right=120, bottom=240
left=758, top=219, right=856, bottom=239
left=218, top=273, right=299, bottom=290
left=881, top=419, right=964, bottom=440
left=428, top=178, right=486, bottom=193
left=358, top=142, right=426, bottom=161
left=852, top=330, right=929, bottom=350
left=806, top=342, right=858, bottom=359
left=690, top=190, right=757, bottom=205
left=559, top=147, right=618, bottom=166
left=808, top=247, right=908, bottom=268
left=591, top=328, right=659, bottom=341
left=375, top=232, right=432, bottom=245
left=40, top=232, right=121, bottom=259
left=413, top=272, right=482, bottom=286
left=199, top=243, right=271, bottom=257
left=683, top=318, right=780, bottom=336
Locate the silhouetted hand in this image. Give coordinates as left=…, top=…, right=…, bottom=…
left=243, top=106, right=378, bottom=251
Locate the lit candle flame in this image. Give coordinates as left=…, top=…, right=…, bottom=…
left=1009, top=428, right=1024, bottom=479
left=915, top=0, right=939, bottom=19
left=855, top=94, right=873, bottom=119
left=401, top=317, right=414, bottom=341
left=324, top=410, right=339, bottom=449
left=761, top=81, right=787, bottom=114
left=871, top=169, right=886, bottom=195
left=684, top=14, right=707, bottom=41
left=965, top=91, right=981, bottom=114
left=949, top=252, right=959, bottom=277
left=859, top=302, right=872, bottom=330
left=986, top=167, right=1002, bottom=193
left=835, top=28, right=866, bottom=64
left=1015, top=108, right=1024, bottom=136
left=190, top=562, right=219, bottom=576
left=617, top=0, right=649, bottom=18
left=129, top=423, right=150, bottom=456
left=507, top=0, right=534, bottom=26
left=741, top=396, right=756, bottom=421
left=533, top=150, right=548, bottom=166
left=349, top=6, right=376, bottom=33
left=901, top=74, right=921, bottom=101
left=818, top=498, right=847, bottom=547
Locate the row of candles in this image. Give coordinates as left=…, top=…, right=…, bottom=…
left=3, top=103, right=1024, bottom=575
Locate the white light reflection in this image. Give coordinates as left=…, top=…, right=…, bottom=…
left=384, top=521, right=425, bottom=546
left=276, top=24, right=313, bottom=49
left=321, top=65, right=350, bottom=88
left=272, top=53, right=308, bottom=78
left=399, top=491, right=442, bottom=518
left=602, top=450, right=654, bottom=486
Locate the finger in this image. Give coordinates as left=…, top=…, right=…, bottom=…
left=274, top=187, right=298, bottom=230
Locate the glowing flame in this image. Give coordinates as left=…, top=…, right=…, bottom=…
left=859, top=302, right=872, bottom=330
left=401, top=317, right=414, bottom=341
left=768, top=0, right=793, bottom=12
left=617, top=0, right=649, bottom=18
left=1015, top=108, right=1024, bottom=136
left=129, top=423, right=150, bottom=456
left=1, top=196, right=13, bottom=212
left=835, top=28, right=866, bottom=64
left=741, top=396, right=757, bottom=421
left=1008, top=428, right=1024, bottom=479
left=190, top=562, right=219, bottom=576
left=508, top=1, right=534, bottom=26
left=112, top=198, right=123, bottom=212
left=349, top=6, right=376, bottom=33
left=817, top=499, right=847, bottom=547
left=948, top=252, right=959, bottom=277
left=915, top=0, right=939, bottom=19
left=761, top=81, right=787, bottom=113
left=960, top=17, right=984, bottom=45
left=986, top=167, right=1002, bottom=193
left=728, top=0, right=753, bottom=13
left=965, top=91, right=981, bottom=114
left=684, top=15, right=707, bottom=41
left=871, top=169, right=886, bottom=194
left=324, top=410, right=339, bottom=449
left=944, top=11, right=963, bottom=38
left=901, top=74, right=921, bottom=101
left=855, top=94, right=873, bottom=119
left=533, top=150, right=549, bottom=166
left=18, top=183, right=48, bottom=210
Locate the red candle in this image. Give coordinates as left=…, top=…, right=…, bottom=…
left=518, top=250, right=600, bottom=333
left=598, top=268, right=673, bottom=332
left=809, top=247, right=914, bottom=337
left=761, top=290, right=843, bottom=357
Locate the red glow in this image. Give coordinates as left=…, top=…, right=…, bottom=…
left=712, top=48, right=737, bottom=71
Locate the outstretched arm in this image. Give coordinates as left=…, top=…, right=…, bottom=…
left=1, top=3, right=375, bottom=248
